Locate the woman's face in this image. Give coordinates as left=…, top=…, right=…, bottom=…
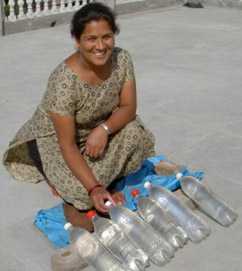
left=76, top=18, right=115, bottom=67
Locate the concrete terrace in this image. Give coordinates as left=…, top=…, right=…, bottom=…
left=0, top=4, right=242, bottom=271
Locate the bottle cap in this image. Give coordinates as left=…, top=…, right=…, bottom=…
left=144, top=181, right=152, bottom=189
left=131, top=189, right=140, bottom=198
left=105, top=200, right=113, bottom=207
left=64, top=222, right=73, bottom=231
left=86, top=210, right=97, bottom=219
left=176, top=172, right=183, bottom=180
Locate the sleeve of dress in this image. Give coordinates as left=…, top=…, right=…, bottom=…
left=123, top=50, right=135, bottom=82
left=41, top=65, right=77, bottom=116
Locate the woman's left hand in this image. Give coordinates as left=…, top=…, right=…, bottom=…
left=84, top=126, right=108, bottom=158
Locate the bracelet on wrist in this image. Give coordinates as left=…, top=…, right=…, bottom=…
left=100, top=123, right=112, bottom=135
left=88, top=184, right=103, bottom=196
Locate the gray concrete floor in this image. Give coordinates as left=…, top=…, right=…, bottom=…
left=0, top=5, right=242, bottom=271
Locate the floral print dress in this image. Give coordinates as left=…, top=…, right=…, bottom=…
left=3, top=48, right=155, bottom=210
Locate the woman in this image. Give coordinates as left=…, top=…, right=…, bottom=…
left=3, top=2, right=155, bottom=231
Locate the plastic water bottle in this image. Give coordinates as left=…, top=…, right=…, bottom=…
left=69, top=225, right=130, bottom=271
left=131, top=188, right=188, bottom=250
left=51, top=222, right=89, bottom=271
left=180, top=176, right=238, bottom=227
left=87, top=210, right=149, bottom=271
left=51, top=245, right=88, bottom=271
left=137, top=195, right=188, bottom=249
left=64, top=221, right=91, bottom=244
left=145, top=182, right=211, bottom=243
left=106, top=201, right=175, bottom=266
left=154, top=160, right=185, bottom=176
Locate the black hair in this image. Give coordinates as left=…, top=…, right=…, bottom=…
left=71, top=2, right=119, bottom=40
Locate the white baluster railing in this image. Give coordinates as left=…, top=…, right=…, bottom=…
left=18, top=0, right=25, bottom=19
left=35, top=0, right=41, bottom=17
left=51, top=0, right=58, bottom=13
left=26, top=0, right=34, bottom=18
left=43, top=0, right=49, bottom=14
left=8, top=0, right=16, bottom=21
left=59, top=0, right=65, bottom=12
left=3, top=0, right=94, bottom=22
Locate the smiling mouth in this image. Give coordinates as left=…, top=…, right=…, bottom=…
left=94, top=52, right=106, bottom=58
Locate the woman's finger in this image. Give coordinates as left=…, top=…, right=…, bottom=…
left=91, top=146, right=104, bottom=158
left=98, top=193, right=114, bottom=212
left=92, top=193, right=107, bottom=212
left=99, top=148, right=105, bottom=157
left=84, top=144, right=90, bottom=155
left=106, top=194, right=116, bottom=206
left=88, top=147, right=96, bottom=158
left=90, top=187, right=115, bottom=213
left=93, top=147, right=100, bottom=158
left=95, top=197, right=108, bottom=213
left=90, top=144, right=102, bottom=158
left=112, top=192, right=125, bottom=204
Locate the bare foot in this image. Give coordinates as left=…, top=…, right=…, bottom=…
left=45, top=181, right=60, bottom=198
left=63, top=203, right=94, bottom=232
left=50, top=187, right=60, bottom=197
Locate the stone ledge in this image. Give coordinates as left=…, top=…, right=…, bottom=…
left=202, top=0, right=242, bottom=9
left=2, top=0, right=181, bottom=35
left=4, top=12, right=74, bottom=36
left=116, top=0, right=180, bottom=14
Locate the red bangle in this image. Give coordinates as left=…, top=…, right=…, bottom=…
left=88, top=184, right=103, bottom=196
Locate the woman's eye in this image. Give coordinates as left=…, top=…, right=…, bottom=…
left=103, top=35, right=113, bottom=40
left=86, top=37, right=96, bottom=42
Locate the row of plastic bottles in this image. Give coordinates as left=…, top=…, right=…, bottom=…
left=51, top=175, right=238, bottom=271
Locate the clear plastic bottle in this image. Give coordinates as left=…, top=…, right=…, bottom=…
left=137, top=196, right=188, bottom=249
left=106, top=201, right=175, bottom=266
left=154, top=160, right=185, bottom=177
left=51, top=222, right=89, bottom=271
left=180, top=176, right=238, bottom=227
left=131, top=188, right=188, bottom=250
left=145, top=182, right=211, bottom=243
left=69, top=225, right=130, bottom=271
left=87, top=210, right=149, bottom=271
left=64, top=222, right=88, bottom=244
left=51, top=245, right=87, bottom=271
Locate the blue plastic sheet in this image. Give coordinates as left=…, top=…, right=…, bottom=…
left=34, top=203, right=69, bottom=248
left=112, top=155, right=204, bottom=210
left=34, top=154, right=204, bottom=248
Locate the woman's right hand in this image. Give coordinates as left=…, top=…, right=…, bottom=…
left=85, top=126, right=109, bottom=159
left=89, top=186, right=115, bottom=213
